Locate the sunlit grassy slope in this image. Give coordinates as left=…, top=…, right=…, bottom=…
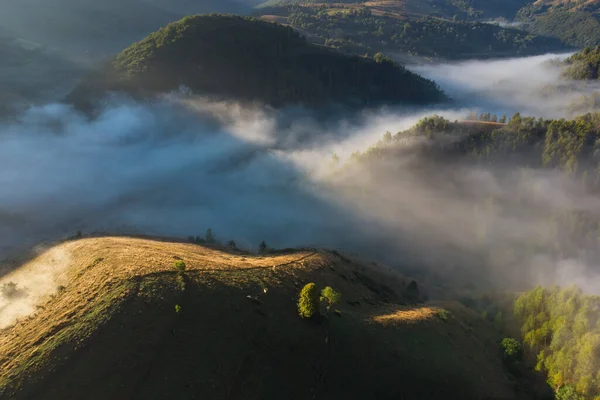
left=0, top=237, right=534, bottom=399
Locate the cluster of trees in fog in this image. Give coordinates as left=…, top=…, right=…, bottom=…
left=564, top=47, right=600, bottom=81
left=514, top=286, right=600, bottom=399
left=343, top=113, right=600, bottom=288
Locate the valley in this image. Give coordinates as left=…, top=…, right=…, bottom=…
left=2, top=2, right=600, bottom=400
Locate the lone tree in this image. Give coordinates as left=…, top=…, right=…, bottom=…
left=298, top=283, right=319, bottom=319
left=205, top=229, right=216, bottom=244
left=227, top=240, right=237, bottom=249
left=320, top=286, right=342, bottom=314
left=258, top=240, right=268, bottom=255
left=406, top=280, right=419, bottom=302
left=173, top=260, right=187, bottom=291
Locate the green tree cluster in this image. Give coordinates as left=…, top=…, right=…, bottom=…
left=298, top=283, right=342, bottom=319
left=563, top=46, right=600, bottom=80
left=514, top=286, right=600, bottom=397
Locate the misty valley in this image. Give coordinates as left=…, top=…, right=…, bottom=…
left=2, top=3, right=600, bottom=400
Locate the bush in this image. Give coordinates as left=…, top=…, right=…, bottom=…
left=173, top=260, right=186, bottom=275
left=320, top=286, right=342, bottom=312
left=436, top=309, right=450, bottom=321
left=298, top=283, right=319, bottom=319
left=501, top=337, right=523, bottom=362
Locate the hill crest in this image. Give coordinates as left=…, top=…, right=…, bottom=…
left=0, top=236, right=531, bottom=400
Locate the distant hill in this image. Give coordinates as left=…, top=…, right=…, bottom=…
left=257, top=0, right=531, bottom=20
left=0, top=0, right=252, bottom=54
left=517, top=9, right=600, bottom=47
left=253, top=3, right=568, bottom=61
left=0, top=35, right=91, bottom=116
left=0, top=236, right=542, bottom=399
left=516, top=1, right=600, bottom=47
left=67, top=15, right=448, bottom=110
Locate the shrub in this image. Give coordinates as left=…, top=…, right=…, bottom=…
left=298, top=283, right=319, bottom=319
left=228, top=240, right=237, bottom=249
left=436, top=309, right=450, bottom=321
left=173, top=260, right=186, bottom=275
left=320, top=286, right=342, bottom=312
left=175, top=304, right=182, bottom=314
left=501, top=337, right=523, bottom=362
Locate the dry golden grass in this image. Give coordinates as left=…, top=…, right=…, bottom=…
left=0, top=237, right=322, bottom=375
left=371, top=305, right=440, bottom=325
left=0, top=237, right=532, bottom=400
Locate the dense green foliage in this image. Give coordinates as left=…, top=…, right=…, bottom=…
left=262, top=6, right=565, bottom=60
left=68, top=14, right=447, bottom=110
left=564, top=47, right=600, bottom=80
left=298, top=282, right=319, bottom=318
left=513, top=286, right=600, bottom=398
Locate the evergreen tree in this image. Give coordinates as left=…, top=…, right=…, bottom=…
left=205, top=229, right=216, bottom=244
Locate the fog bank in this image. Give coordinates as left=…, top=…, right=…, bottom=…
left=2, top=52, right=600, bottom=326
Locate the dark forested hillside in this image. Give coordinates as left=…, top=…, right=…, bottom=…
left=67, top=15, right=447, bottom=110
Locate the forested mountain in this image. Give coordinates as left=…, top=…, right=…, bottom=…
left=257, top=0, right=531, bottom=20
left=563, top=47, right=600, bottom=80
left=517, top=9, right=600, bottom=48
left=255, top=5, right=566, bottom=60
left=67, top=15, right=447, bottom=111
left=253, top=2, right=569, bottom=61
left=514, top=0, right=600, bottom=47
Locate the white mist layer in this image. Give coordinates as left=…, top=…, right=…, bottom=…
left=1, top=53, right=600, bottom=327
left=411, top=53, right=600, bottom=118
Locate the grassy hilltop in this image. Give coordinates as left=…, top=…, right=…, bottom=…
left=0, top=236, right=538, bottom=400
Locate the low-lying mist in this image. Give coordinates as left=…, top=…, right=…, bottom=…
left=2, top=52, right=600, bottom=327
left=411, top=52, right=600, bottom=118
